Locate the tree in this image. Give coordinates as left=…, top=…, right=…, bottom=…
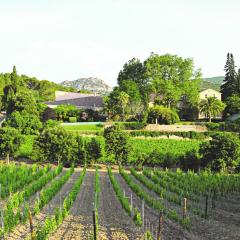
left=76, top=136, right=86, bottom=165
left=117, top=58, right=150, bottom=105
left=104, top=87, right=126, bottom=120
left=103, top=96, right=112, bottom=121
left=32, top=127, right=78, bottom=165
left=221, top=53, right=238, bottom=101
left=0, top=127, right=23, bottom=164
left=41, top=107, right=57, bottom=122
left=86, top=138, right=102, bottom=164
left=10, top=66, right=24, bottom=92
left=38, top=80, right=56, bottom=102
left=13, top=90, right=38, bottom=115
left=148, top=105, right=179, bottom=124
left=224, top=94, right=240, bottom=117
left=200, top=133, right=240, bottom=172
left=54, top=104, right=79, bottom=121
left=119, top=80, right=141, bottom=103
left=118, top=91, right=129, bottom=121
left=103, top=125, right=130, bottom=166
left=180, top=150, right=200, bottom=172
left=6, top=111, right=42, bottom=135
left=117, top=58, right=145, bottom=90
left=199, top=97, right=226, bottom=122
left=7, top=111, right=42, bottom=135
left=144, top=53, right=201, bottom=108
left=2, top=66, right=26, bottom=115
left=237, top=69, right=240, bottom=95
left=129, top=101, right=145, bottom=122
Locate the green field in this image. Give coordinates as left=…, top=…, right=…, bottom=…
left=128, top=138, right=202, bottom=161
left=91, top=136, right=202, bottom=162
left=19, top=134, right=203, bottom=163
left=62, top=124, right=104, bottom=133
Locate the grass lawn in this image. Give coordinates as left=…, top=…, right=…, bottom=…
left=62, top=124, right=104, bottom=133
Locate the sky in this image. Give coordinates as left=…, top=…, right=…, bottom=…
left=0, top=0, right=240, bottom=87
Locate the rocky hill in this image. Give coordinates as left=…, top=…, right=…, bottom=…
left=201, top=76, right=224, bottom=91
left=60, top=77, right=112, bottom=95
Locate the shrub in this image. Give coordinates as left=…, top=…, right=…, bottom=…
left=41, top=107, right=56, bottom=122
left=130, top=131, right=207, bottom=139
left=148, top=106, right=180, bottom=124
left=116, top=122, right=147, bottom=130
left=86, top=138, right=102, bottom=164
left=32, top=127, right=78, bottom=165
left=180, top=150, right=200, bottom=172
left=200, top=133, right=240, bottom=172
left=104, top=125, right=130, bottom=165
left=206, top=120, right=240, bottom=132
left=7, top=111, right=42, bottom=135
left=205, top=122, right=221, bottom=131
left=44, top=119, right=60, bottom=129
left=69, top=117, right=77, bottom=123
left=143, top=150, right=178, bottom=168
left=0, top=127, right=23, bottom=163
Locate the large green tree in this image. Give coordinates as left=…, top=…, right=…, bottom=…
left=221, top=53, right=238, bottom=101
left=117, top=58, right=149, bottom=105
left=144, top=53, right=201, bottom=109
left=117, top=58, right=145, bottom=91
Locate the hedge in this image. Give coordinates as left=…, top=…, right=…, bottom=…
left=115, top=122, right=147, bottom=130
left=129, top=131, right=209, bottom=139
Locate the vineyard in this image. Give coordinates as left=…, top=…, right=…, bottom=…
left=0, top=163, right=239, bottom=240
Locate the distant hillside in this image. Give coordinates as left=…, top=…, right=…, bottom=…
left=61, top=77, right=112, bottom=95
left=201, top=76, right=224, bottom=91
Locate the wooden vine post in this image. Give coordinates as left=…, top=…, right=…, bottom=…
left=182, top=198, right=187, bottom=220
left=205, top=194, right=208, bottom=219
left=142, top=200, right=145, bottom=229
left=1, top=208, right=4, bottom=238
left=157, top=210, right=163, bottom=240
left=93, top=209, right=97, bottom=240
left=28, top=209, right=34, bottom=240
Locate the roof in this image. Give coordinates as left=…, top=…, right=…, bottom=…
left=45, top=96, right=103, bottom=109
left=199, top=88, right=221, bottom=94
left=55, top=91, right=96, bottom=101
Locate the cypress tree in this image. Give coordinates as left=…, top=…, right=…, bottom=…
left=221, top=53, right=237, bottom=101
left=237, top=68, right=240, bottom=95
left=10, top=65, right=20, bottom=93
left=3, top=66, right=23, bottom=115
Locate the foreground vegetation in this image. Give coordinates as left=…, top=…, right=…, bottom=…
left=0, top=162, right=239, bottom=240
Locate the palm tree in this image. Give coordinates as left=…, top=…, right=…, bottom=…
left=118, top=91, right=129, bottom=121
left=199, top=97, right=226, bottom=122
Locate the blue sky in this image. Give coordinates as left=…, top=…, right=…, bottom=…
left=0, top=0, right=240, bottom=86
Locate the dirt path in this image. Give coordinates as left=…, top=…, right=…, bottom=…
left=6, top=171, right=80, bottom=240
left=98, top=172, right=143, bottom=240
left=48, top=171, right=95, bottom=240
